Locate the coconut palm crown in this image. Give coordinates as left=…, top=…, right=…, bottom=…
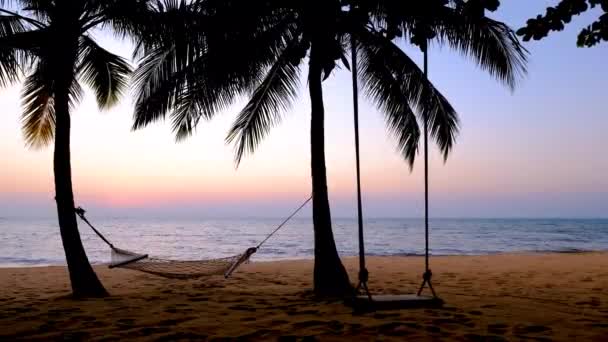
left=131, top=0, right=527, bottom=296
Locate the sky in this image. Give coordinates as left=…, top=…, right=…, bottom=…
left=0, top=2, right=607, bottom=219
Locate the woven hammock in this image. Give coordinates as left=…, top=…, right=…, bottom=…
left=109, top=247, right=257, bottom=279
left=75, top=196, right=312, bottom=280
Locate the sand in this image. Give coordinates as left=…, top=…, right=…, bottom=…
left=1, top=253, right=607, bottom=341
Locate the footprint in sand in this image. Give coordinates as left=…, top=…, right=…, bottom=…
left=236, top=328, right=277, bottom=340
left=154, top=332, right=208, bottom=341
left=346, top=323, right=363, bottom=332
left=432, top=318, right=460, bottom=326
left=513, top=324, right=552, bottom=335
left=375, top=322, right=415, bottom=336
left=188, top=296, right=209, bottom=302
left=228, top=304, right=256, bottom=312
left=286, top=309, right=319, bottom=316
left=487, top=323, right=509, bottom=335
left=464, top=334, right=508, bottom=342
left=116, top=318, right=136, bottom=327
left=12, top=306, right=38, bottom=314
left=575, top=299, right=601, bottom=307
left=426, top=325, right=442, bottom=334
left=61, top=331, right=90, bottom=340
left=36, top=322, right=55, bottom=333
left=158, top=317, right=195, bottom=326
left=449, top=314, right=475, bottom=328
left=372, top=312, right=400, bottom=319
left=293, top=320, right=339, bottom=329
left=137, top=326, right=172, bottom=336
left=277, top=335, right=318, bottom=342
left=83, top=320, right=108, bottom=329
left=327, top=320, right=344, bottom=332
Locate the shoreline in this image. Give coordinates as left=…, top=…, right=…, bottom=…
left=2, top=249, right=606, bottom=269
left=2, top=252, right=608, bottom=340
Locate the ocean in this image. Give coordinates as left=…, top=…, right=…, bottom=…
left=1, top=217, right=607, bottom=267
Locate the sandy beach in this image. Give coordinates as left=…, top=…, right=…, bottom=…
left=1, top=252, right=607, bottom=341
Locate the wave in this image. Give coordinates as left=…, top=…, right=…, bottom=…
left=0, top=256, right=63, bottom=267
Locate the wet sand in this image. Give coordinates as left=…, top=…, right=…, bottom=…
left=1, top=253, right=607, bottom=341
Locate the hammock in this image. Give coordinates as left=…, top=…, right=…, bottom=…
left=107, top=246, right=258, bottom=279
left=75, top=197, right=311, bottom=280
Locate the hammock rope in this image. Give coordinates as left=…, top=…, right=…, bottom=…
left=75, top=196, right=312, bottom=279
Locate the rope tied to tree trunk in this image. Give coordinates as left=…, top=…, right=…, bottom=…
left=71, top=196, right=312, bottom=279
left=75, top=207, right=115, bottom=250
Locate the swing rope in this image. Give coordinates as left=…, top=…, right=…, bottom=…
left=417, top=38, right=437, bottom=298
left=350, top=34, right=371, bottom=299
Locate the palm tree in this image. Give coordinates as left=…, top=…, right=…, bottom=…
left=131, top=0, right=526, bottom=297
left=131, top=0, right=356, bottom=297
left=349, top=0, right=527, bottom=294
left=0, top=0, right=145, bottom=297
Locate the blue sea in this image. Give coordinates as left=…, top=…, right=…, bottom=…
left=1, top=217, right=607, bottom=267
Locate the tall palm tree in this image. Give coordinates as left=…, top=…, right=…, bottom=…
left=350, top=0, right=527, bottom=294
left=0, top=0, right=145, bottom=297
left=131, top=0, right=526, bottom=297
left=132, top=0, right=357, bottom=297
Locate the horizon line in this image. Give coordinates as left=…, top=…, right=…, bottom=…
left=2, top=215, right=607, bottom=220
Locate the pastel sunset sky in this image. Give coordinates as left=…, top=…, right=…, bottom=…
left=1, top=2, right=606, bottom=218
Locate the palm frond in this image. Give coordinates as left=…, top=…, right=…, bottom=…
left=226, top=45, right=301, bottom=165
left=131, top=0, right=208, bottom=130
left=131, top=45, right=186, bottom=130
left=357, top=30, right=459, bottom=161
left=132, top=0, right=297, bottom=136
left=355, top=37, right=420, bottom=168
left=436, top=11, right=528, bottom=89
left=171, top=87, right=204, bottom=141
left=0, top=15, right=33, bottom=86
left=77, top=35, right=131, bottom=109
left=0, top=14, right=26, bottom=36
left=0, top=41, right=20, bottom=86
left=93, top=0, right=164, bottom=39
left=20, top=62, right=54, bottom=148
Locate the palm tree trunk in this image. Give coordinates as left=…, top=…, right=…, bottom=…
left=308, top=49, right=352, bottom=297
left=53, top=44, right=108, bottom=298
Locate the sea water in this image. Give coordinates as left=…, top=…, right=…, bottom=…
left=1, top=217, right=607, bottom=267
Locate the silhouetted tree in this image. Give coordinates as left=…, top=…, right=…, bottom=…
left=517, top=0, right=608, bottom=47
left=350, top=0, right=526, bottom=295
left=0, top=0, right=145, bottom=297
left=131, top=0, right=526, bottom=297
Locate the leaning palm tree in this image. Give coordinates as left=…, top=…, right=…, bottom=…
left=131, top=0, right=526, bottom=297
left=0, top=0, right=146, bottom=297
